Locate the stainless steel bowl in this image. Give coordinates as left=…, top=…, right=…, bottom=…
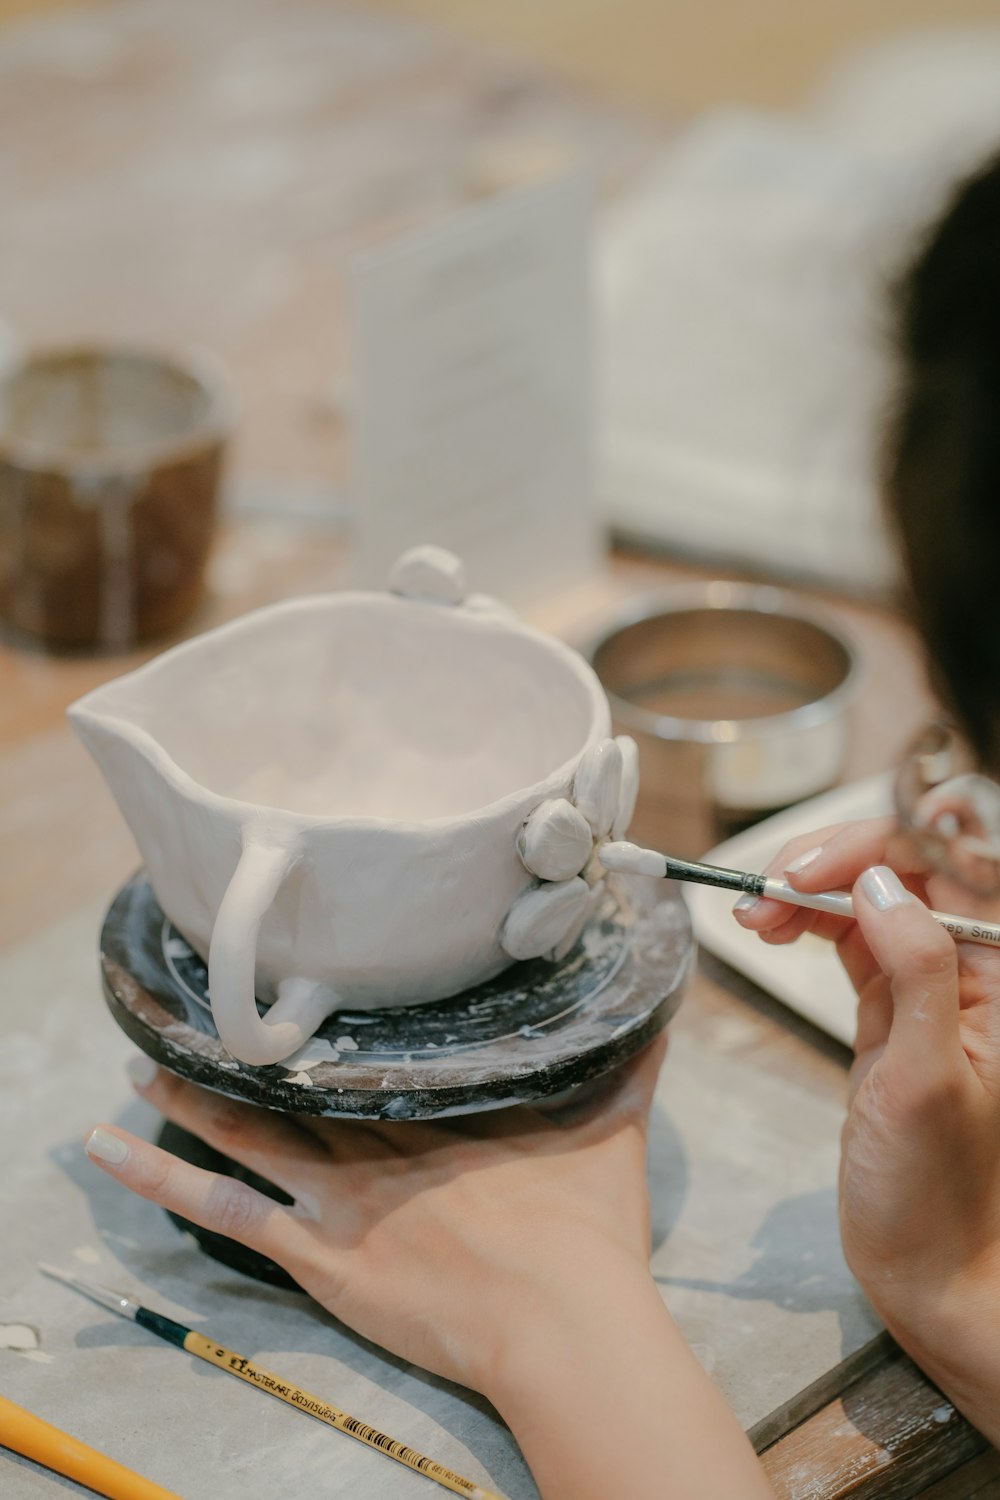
left=584, top=581, right=860, bottom=858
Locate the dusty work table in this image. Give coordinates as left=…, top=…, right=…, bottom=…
left=2, top=523, right=996, bottom=1500
left=1, top=0, right=998, bottom=1493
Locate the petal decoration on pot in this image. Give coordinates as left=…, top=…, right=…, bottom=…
left=388, top=545, right=467, bottom=605
left=549, top=884, right=605, bottom=963
left=573, top=737, right=623, bottom=837
left=500, top=876, right=590, bottom=961
left=517, top=797, right=594, bottom=882
left=612, top=734, right=640, bottom=839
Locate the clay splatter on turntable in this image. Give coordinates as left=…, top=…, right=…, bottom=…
left=101, top=873, right=691, bottom=1120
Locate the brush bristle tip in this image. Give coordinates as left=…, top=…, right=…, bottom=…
left=599, top=841, right=667, bottom=878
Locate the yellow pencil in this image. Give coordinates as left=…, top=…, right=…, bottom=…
left=0, top=1392, right=182, bottom=1499
left=42, top=1265, right=505, bottom=1500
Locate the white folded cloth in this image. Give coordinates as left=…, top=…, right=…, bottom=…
left=600, top=29, right=1000, bottom=593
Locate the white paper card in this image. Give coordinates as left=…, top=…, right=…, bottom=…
left=350, top=172, right=598, bottom=605
left=687, top=772, right=894, bottom=1045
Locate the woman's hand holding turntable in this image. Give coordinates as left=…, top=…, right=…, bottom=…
left=85, top=1037, right=772, bottom=1499
left=88, top=1046, right=663, bottom=1391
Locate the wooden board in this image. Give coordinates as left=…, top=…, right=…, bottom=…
left=761, top=1343, right=995, bottom=1498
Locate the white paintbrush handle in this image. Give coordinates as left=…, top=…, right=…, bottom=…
left=760, top=878, right=854, bottom=917
left=761, top=877, right=1000, bottom=946
left=600, top=840, right=1000, bottom=949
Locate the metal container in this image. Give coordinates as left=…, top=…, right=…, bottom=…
left=584, top=581, right=859, bottom=858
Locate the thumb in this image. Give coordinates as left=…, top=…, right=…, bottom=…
left=599, top=1030, right=670, bottom=1136
left=616, top=1031, right=670, bottom=1121
left=550, top=1031, right=668, bottom=1132
left=852, top=866, right=962, bottom=1078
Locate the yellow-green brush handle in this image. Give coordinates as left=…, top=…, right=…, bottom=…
left=183, top=1331, right=503, bottom=1500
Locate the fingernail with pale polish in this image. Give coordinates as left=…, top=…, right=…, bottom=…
left=126, top=1054, right=158, bottom=1088
left=785, top=846, right=823, bottom=876
left=859, top=866, right=911, bottom=911
left=734, top=894, right=760, bottom=915
left=85, top=1128, right=130, bottom=1166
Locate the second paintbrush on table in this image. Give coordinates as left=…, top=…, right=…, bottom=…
left=599, top=841, right=1000, bottom=948
left=41, top=1265, right=503, bottom=1500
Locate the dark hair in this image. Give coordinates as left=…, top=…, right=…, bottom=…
left=886, top=150, right=1000, bottom=772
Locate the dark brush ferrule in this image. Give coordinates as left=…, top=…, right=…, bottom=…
left=662, top=855, right=766, bottom=898
left=135, top=1306, right=191, bottom=1349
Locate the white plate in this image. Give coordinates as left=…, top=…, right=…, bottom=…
left=686, top=773, right=894, bottom=1046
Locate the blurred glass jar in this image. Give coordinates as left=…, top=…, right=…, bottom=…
left=0, top=346, right=234, bottom=650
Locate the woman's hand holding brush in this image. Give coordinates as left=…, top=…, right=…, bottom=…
left=734, top=816, right=1000, bottom=1442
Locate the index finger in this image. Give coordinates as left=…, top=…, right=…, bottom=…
left=734, top=817, right=926, bottom=940
left=780, top=818, right=929, bottom=893
left=733, top=819, right=881, bottom=935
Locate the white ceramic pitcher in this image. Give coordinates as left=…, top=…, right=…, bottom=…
left=70, top=548, right=636, bottom=1067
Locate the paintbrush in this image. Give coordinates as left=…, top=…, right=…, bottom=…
left=41, top=1265, right=504, bottom=1500
left=0, top=1393, right=181, bottom=1499
left=599, top=840, right=1000, bottom=949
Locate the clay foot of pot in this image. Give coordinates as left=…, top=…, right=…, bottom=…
left=247, top=977, right=341, bottom=1067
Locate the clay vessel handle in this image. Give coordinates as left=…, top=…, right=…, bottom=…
left=208, top=832, right=320, bottom=1067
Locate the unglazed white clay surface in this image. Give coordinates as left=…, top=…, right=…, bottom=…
left=112, top=598, right=598, bottom=822
left=500, top=876, right=590, bottom=962
left=69, top=555, right=612, bottom=1065
left=502, top=732, right=639, bottom=963
left=517, top=798, right=594, bottom=883
left=388, top=543, right=467, bottom=605
left=574, top=737, right=624, bottom=836
left=613, top=734, right=640, bottom=839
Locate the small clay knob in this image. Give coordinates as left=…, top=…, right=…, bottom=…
left=388, top=545, right=467, bottom=605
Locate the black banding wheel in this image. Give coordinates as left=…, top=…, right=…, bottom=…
left=101, top=871, right=692, bottom=1281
